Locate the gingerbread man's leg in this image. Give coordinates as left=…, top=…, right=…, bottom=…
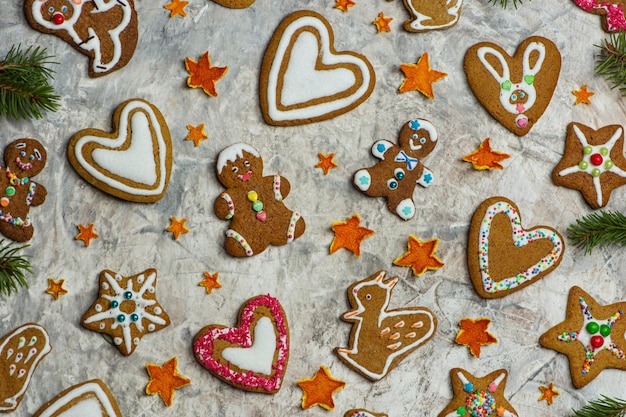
left=0, top=221, right=33, bottom=242
left=224, top=229, right=257, bottom=257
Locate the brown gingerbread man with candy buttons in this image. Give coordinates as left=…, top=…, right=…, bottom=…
left=214, top=143, right=305, bottom=257
left=0, top=139, right=47, bottom=242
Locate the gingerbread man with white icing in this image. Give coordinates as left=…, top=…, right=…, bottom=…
left=0, top=139, right=47, bottom=242
left=214, top=143, right=305, bottom=257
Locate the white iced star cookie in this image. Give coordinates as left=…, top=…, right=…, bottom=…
left=82, top=269, right=170, bottom=356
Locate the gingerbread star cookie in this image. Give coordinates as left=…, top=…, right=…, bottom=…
left=81, top=269, right=170, bottom=356
left=335, top=271, right=437, bottom=381
left=438, top=368, right=518, bottom=417
left=552, top=122, right=626, bottom=209
left=539, top=286, right=626, bottom=388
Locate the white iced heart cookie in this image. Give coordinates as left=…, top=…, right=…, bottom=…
left=260, top=10, right=376, bottom=126
left=33, top=379, right=122, bottom=417
left=67, top=98, right=172, bottom=203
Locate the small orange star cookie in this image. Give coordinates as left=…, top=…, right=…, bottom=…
left=316, top=152, right=338, bottom=175
left=199, top=272, right=221, bottom=294
left=399, top=53, right=447, bottom=99
left=393, top=235, right=444, bottom=276
left=186, top=124, right=208, bottom=147
left=166, top=217, right=189, bottom=240
left=164, top=0, right=188, bottom=17
left=455, top=317, right=498, bottom=358
left=373, top=12, right=393, bottom=33
left=462, top=138, right=510, bottom=171
left=298, top=366, right=346, bottom=410
left=335, top=0, right=355, bottom=12
left=145, top=357, right=191, bottom=407
left=46, top=278, right=68, bottom=300
left=330, top=214, right=375, bottom=257
left=185, top=52, right=228, bottom=97
left=538, top=382, right=560, bottom=405
left=75, top=223, right=99, bottom=247
left=573, top=85, right=594, bottom=105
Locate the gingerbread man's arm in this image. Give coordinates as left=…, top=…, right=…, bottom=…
left=30, top=183, right=47, bottom=206
left=215, top=192, right=235, bottom=220
left=269, top=174, right=291, bottom=200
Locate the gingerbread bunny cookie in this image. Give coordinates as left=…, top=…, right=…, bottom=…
left=0, top=139, right=47, bottom=242
left=24, top=0, right=139, bottom=77
left=214, top=143, right=305, bottom=257
left=353, top=119, right=437, bottom=221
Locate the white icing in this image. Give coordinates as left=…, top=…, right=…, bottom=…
left=281, top=31, right=356, bottom=105
left=216, top=143, right=259, bottom=174
left=0, top=324, right=51, bottom=412
left=265, top=14, right=373, bottom=123
left=34, top=381, right=120, bottom=417
left=409, top=119, right=438, bottom=150
left=335, top=271, right=435, bottom=380
left=353, top=169, right=371, bottom=191
left=71, top=100, right=170, bottom=197
left=456, top=371, right=471, bottom=386
left=491, top=372, right=506, bottom=387
left=558, top=125, right=626, bottom=208
left=476, top=42, right=545, bottom=119
left=396, top=198, right=416, bottom=220
left=273, top=174, right=282, bottom=201
left=371, top=140, right=394, bottom=160
left=31, top=0, right=133, bottom=74
left=222, top=316, right=276, bottom=375
left=405, top=0, right=463, bottom=31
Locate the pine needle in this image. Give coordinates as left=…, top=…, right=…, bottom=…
left=567, top=210, right=626, bottom=254
left=595, top=31, right=626, bottom=95
left=487, top=0, right=527, bottom=9
left=0, top=44, right=60, bottom=120
left=0, top=240, right=32, bottom=296
left=570, top=395, right=626, bottom=417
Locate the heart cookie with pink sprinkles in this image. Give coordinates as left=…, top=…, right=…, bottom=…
left=193, top=294, right=289, bottom=394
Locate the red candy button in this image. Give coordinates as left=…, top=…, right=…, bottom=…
left=52, top=13, right=65, bottom=25
left=590, top=154, right=603, bottom=166
left=590, top=335, right=604, bottom=349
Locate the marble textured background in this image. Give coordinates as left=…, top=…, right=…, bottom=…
left=2, top=0, right=626, bottom=415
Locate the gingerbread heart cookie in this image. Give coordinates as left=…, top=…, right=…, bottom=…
left=464, top=36, right=561, bottom=136
left=24, top=0, right=139, bottom=78
left=193, top=294, right=289, bottom=394
left=67, top=98, right=172, bottom=203
left=0, top=323, right=52, bottom=413
left=467, top=196, right=565, bottom=299
left=552, top=122, right=626, bottom=209
left=260, top=10, right=376, bottom=126
left=572, top=0, right=626, bottom=32
left=33, top=379, right=122, bottom=417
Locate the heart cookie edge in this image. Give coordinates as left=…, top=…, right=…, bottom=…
left=467, top=196, right=565, bottom=299
left=67, top=98, right=173, bottom=203
left=193, top=294, right=290, bottom=394
left=259, top=9, right=376, bottom=126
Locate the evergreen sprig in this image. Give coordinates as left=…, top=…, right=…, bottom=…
left=567, top=210, right=626, bottom=254
left=570, top=395, right=626, bottom=417
left=0, top=44, right=60, bottom=120
left=595, top=31, right=626, bottom=95
left=488, top=0, right=527, bottom=8
left=0, top=240, right=32, bottom=296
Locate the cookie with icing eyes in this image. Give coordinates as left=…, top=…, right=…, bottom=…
left=24, top=0, right=139, bottom=77
left=0, top=139, right=47, bottom=242
left=214, top=143, right=305, bottom=257
left=353, top=119, right=437, bottom=221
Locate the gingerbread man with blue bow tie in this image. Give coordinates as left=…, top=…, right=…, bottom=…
left=353, top=119, right=437, bottom=220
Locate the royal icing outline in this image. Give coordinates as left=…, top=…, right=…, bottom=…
left=261, top=11, right=375, bottom=125
left=33, top=379, right=121, bottom=417
left=403, top=0, right=463, bottom=32
left=477, top=200, right=563, bottom=294
left=194, top=294, right=289, bottom=393
left=69, top=99, right=171, bottom=201
left=29, top=0, right=135, bottom=75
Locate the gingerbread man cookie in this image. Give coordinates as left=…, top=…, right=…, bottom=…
left=214, top=143, right=305, bottom=257
left=24, top=0, right=139, bottom=77
left=353, top=119, right=437, bottom=221
left=0, top=139, right=47, bottom=242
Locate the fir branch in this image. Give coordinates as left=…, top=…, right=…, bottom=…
left=487, top=0, right=528, bottom=9
left=0, top=44, right=60, bottom=120
left=0, top=240, right=32, bottom=297
left=567, top=210, right=626, bottom=254
left=570, top=395, right=626, bottom=417
left=595, top=31, right=626, bottom=95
